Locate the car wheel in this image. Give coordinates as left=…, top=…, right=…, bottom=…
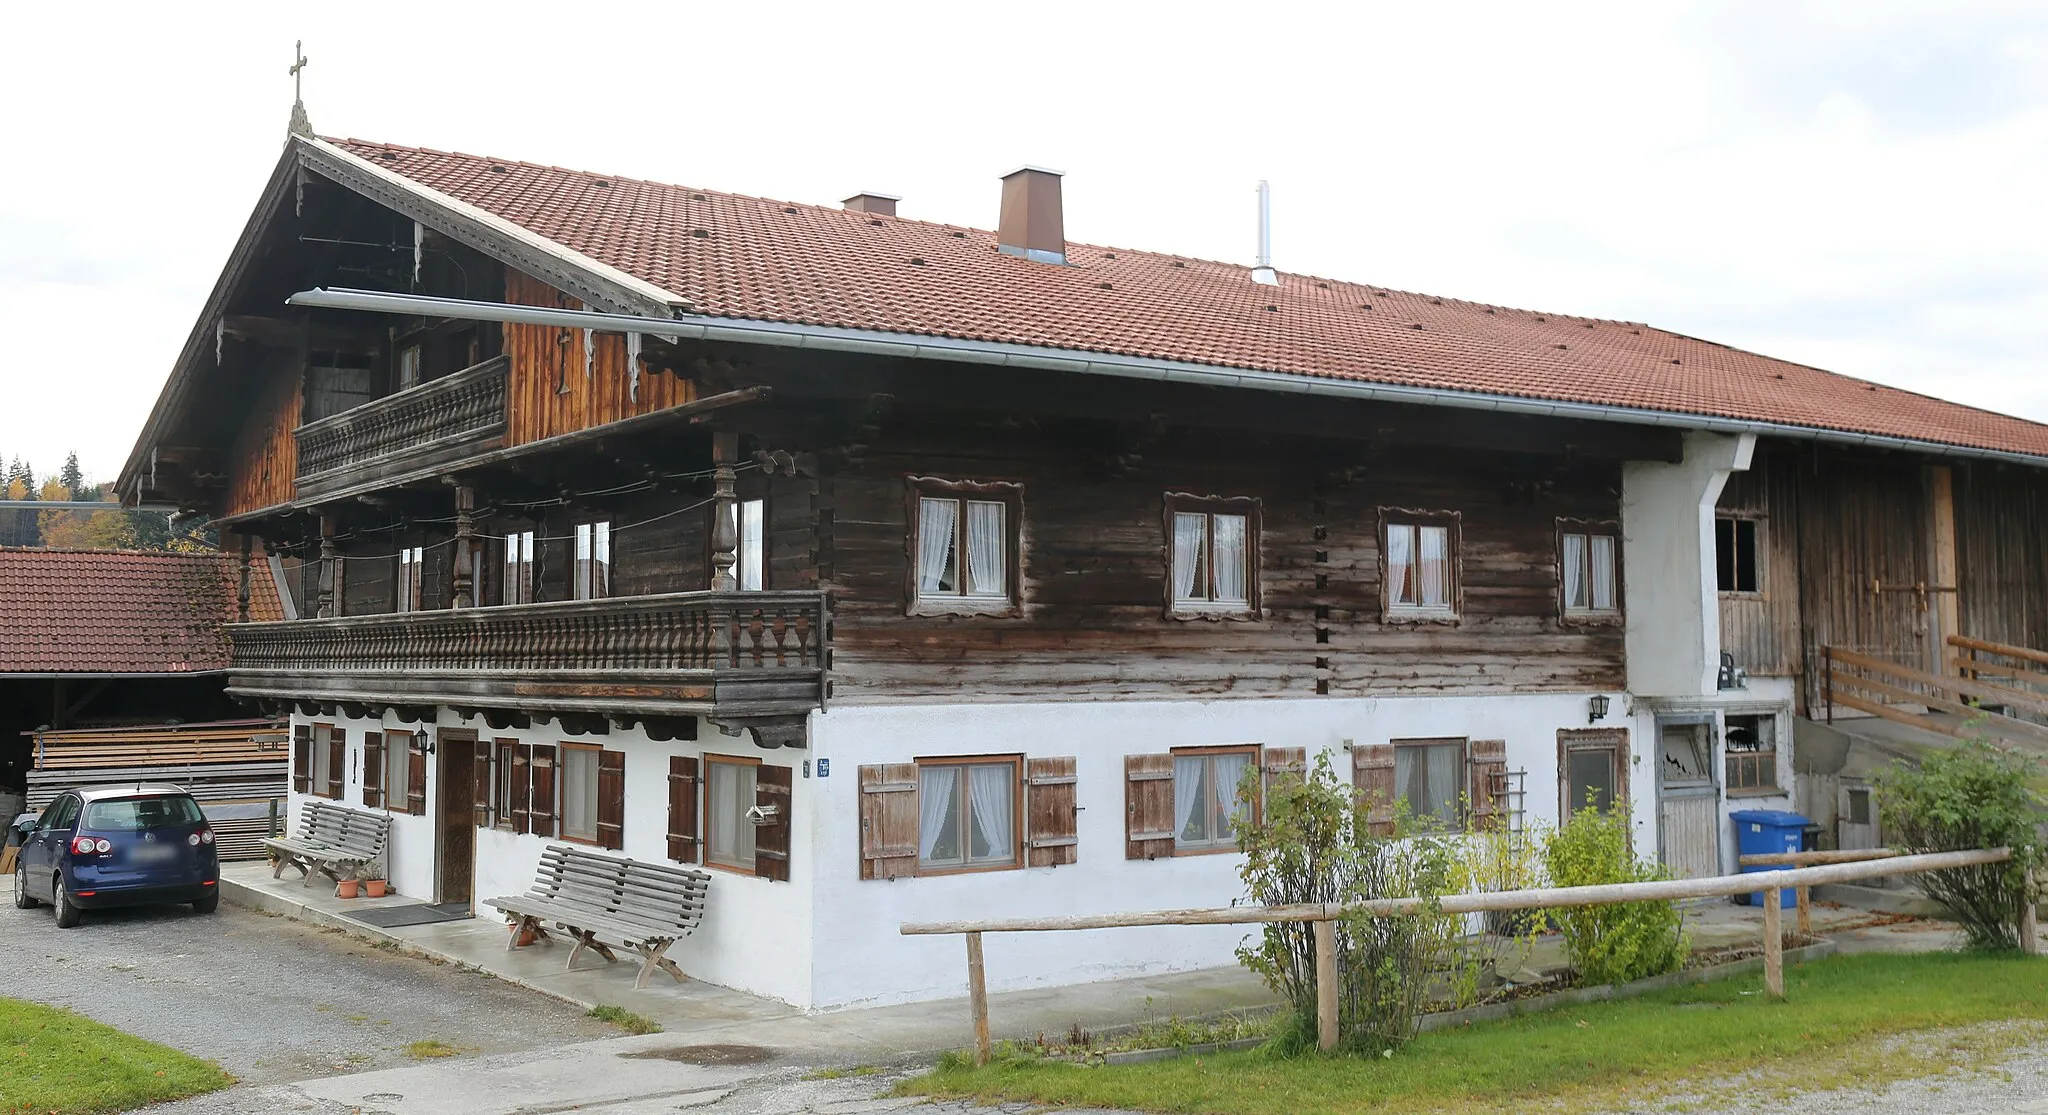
left=52, top=877, right=82, bottom=929
left=11, top=866, right=38, bottom=909
left=192, top=890, right=219, bottom=915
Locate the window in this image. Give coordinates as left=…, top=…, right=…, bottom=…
left=704, top=755, right=760, bottom=871
left=1724, top=713, right=1779, bottom=793
left=720, top=499, right=765, bottom=591
left=398, top=343, right=422, bottom=390
left=1172, top=748, right=1256, bottom=851
left=82, top=795, right=204, bottom=831
left=397, top=546, right=425, bottom=612
left=1393, top=738, right=1466, bottom=829
left=1381, top=510, right=1459, bottom=619
left=1166, top=495, right=1258, bottom=614
left=916, top=757, right=1021, bottom=871
left=503, top=530, right=535, bottom=605
left=1560, top=729, right=1627, bottom=818
left=560, top=744, right=602, bottom=843
left=1558, top=521, right=1620, bottom=618
left=1659, top=721, right=1715, bottom=787
left=310, top=723, right=341, bottom=799
left=384, top=735, right=412, bottom=810
left=1846, top=786, right=1872, bottom=826
left=495, top=739, right=519, bottom=828
left=1716, top=516, right=1761, bottom=593
left=909, top=478, right=1021, bottom=614
left=574, top=522, right=612, bottom=600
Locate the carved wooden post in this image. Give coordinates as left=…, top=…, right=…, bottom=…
left=710, top=431, right=739, bottom=592
left=451, top=483, right=478, bottom=609
left=316, top=514, right=340, bottom=619
left=236, top=533, right=253, bottom=622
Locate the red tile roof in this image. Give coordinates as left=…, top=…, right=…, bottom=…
left=0, top=549, right=282, bottom=674
left=333, top=139, right=2048, bottom=461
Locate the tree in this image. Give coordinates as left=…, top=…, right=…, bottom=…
left=40, top=509, right=139, bottom=550
left=57, top=452, right=83, bottom=500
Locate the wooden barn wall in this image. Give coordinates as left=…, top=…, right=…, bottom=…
left=500, top=271, right=699, bottom=446
left=223, top=366, right=302, bottom=517
left=819, top=423, right=1625, bottom=704
left=1954, top=463, right=2048, bottom=655
left=1795, top=452, right=1933, bottom=708
left=1716, top=447, right=1802, bottom=677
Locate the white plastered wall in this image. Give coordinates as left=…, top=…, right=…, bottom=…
left=1622, top=431, right=1756, bottom=698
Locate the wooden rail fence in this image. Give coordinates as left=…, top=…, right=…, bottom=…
left=1822, top=639, right=2048, bottom=747
left=904, top=847, right=2024, bottom=1064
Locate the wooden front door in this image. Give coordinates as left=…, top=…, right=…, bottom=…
left=435, top=728, right=476, bottom=909
left=1655, top=717, right=1720, bottom=881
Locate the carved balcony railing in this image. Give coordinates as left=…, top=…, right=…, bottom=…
left=294, top=356, right=509, bottom=500
left=226, top=590, right=830, bottom=736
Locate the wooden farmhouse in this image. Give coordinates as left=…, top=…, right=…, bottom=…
left=118, top=130, right=2048, bottom=1009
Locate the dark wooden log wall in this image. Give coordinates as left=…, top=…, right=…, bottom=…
left=224, top=366, right=302, bottom=518
left=1716, top=448, right=1803, bottom=678
left=500, top=271, right=700, bottom=446
left=1955, top=463, right=2048, bottom=656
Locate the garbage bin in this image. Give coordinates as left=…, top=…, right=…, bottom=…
left=1730, top=809, right=1810, bottom=908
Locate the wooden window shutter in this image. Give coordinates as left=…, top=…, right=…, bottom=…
left=666, top=756, right=700, bottom=864
left=325, top=730, right=345, bottom=801
left=1261, top=746, right=1307, bottom=802
left=596, top=749, right=626, bottom=850
left=362, top=732, right=385, bottom=809
left=472, top=739, right=494, bottom=829
left=1353, top=743, right=1397, bottom=837
left=529, top=744, right=558, bottom=839
left=510, top=744, right=533, bottom=835
left=754, top=765, right=793, bottom=882
left=406, top=737, right=428, bottom=816
left=1124, top=753, right=1176, bottom=860
left=1468, top=739, right=1508, bottom=832
left=1024, top=756, right=1078, bottom=868
left=292, top=724, right=312, bottom=795
left=858, top=763, right=918, bottom=880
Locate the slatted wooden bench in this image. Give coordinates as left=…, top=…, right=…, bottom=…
left=263, top=800, right=391, bottom=890
left=485, top=845, right=711, bottom=989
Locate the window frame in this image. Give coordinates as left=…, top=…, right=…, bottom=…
left=502, top=529, right=536, bottom=606
left=573, top=521, right=613, bottom=601
left=904, top=477, right=1024, bottom=617
left=912, top=753, right=1025, bottom=876
left=1557, top=728, right=1629, bottom=819
left=311, top=723, right=339, bottom=800
left=1170, top=744, right=1263, bottom=855
left=1723, top=712, right=1782, bottom=796
left=1162, top=493, right=1261, bottom=619
left=1378, top=507, right=1463, bottom=623
left=1715, top=514, right=1765, bottom=597
left=1390, top=737, right=1469, bottom=830
left=557, top=742, right=604, bottom=846
left=1556, top=518, right=1623, bottom=625
left=701, top=753, right=763, bottom=874
left=383, top=732, right=413, bottom=810
left=397, top=545, right=426, bottom=613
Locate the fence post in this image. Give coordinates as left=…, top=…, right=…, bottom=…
left=1763, top=887, right=1784, bottom=998
left=1795, top=885, right=1811, bottom=938
left=2022, top=869, right=2039, bottom=955
left=1313, top=917, right=1339, bottom=1052
left=966, top=931, right=992, bottom=1066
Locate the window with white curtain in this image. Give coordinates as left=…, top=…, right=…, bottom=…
left=721, top=499, right=765, bottom=591
left=1393, top=738, right=1466, bottom=829
left=574, top=521, right=612, bottom=600
left=397, top=546, right=425, bottom=612
left=560, top=744, right=600, bottom=842
left=503, top=530, right=535, bottom=605
left=915, top=758, right=1018, bottom=870
left=1173, top=748, right=1255, bottom=851
left=1384, top=516, right=1457, bottom=617
left=909, top=479, right=1020, bottom=612
left=1168, top=499, right=1254, bottom=611
left=1559, top=525, right=1620, bottom=616
left=704, top=756, right=759, bottom=870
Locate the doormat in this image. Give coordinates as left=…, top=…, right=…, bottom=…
left=344, top=902, right=473, bottom=929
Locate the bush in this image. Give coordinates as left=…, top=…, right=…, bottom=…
left=1543, top=806, right=1687, bottom=985
left=1876, top=738, right=2046, bottom=951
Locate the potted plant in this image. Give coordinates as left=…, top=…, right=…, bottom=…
left=362, top=867, right=388, bottom=899
left=335, top=874, right=360, bottom=899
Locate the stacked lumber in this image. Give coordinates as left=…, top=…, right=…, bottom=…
left=26, top=719, right=288, bottom=861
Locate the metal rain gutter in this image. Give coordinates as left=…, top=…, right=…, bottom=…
left=287, top=286, right=2048, bottom=470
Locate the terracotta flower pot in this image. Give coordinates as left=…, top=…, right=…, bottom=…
left=364, top=880, right=388, bottom=898
left=336, top=879, right=360, bottom=899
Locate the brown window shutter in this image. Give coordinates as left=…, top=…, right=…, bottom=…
left=1353, top=743, right=1397, bottom=837
left=1261, top=746, right=1307, bottom=805
left=362, top=732, right=384, bottom=809
left=858, top=763, right=919, bottom=880
left=596, top=749, right=626, bottom=850
left=667, top=756, right=701, bottom=864
left=754, top=765, right=793, bottom=882
left=325, top=730, right=345, bottom=801
left=529, top=744, right=558, bottom=838
left=510, top=745, right=532, bottom=835
left=292, top=724, right=312, bottom=795
left=1468, top=739, right=1508, bottom=832
left=472, top=739, right=494, bottom=828
left=406, top=737, right=428, bottom=816
left=1025, top=756, right=1078, bottom=868
left=1124, top=753, right=1175, bottom=860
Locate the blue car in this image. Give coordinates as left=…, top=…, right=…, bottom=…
left=11, top=785, right=221, bottom=927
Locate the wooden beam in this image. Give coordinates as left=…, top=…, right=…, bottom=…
left=1313, top=918, right=1339, bottom=1052
left=1740, top=848, right=1898, bottom=867
left=1949, top=634, right=2048, bottom=671
left=1929, top=466, right=1960, bottom=676
left=965, top=931, right=991, bottom=1067
left=1763, top=887, right=1785, bottom=998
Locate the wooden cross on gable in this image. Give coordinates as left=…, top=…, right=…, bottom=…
left=287, top=40, right=314, bottom=138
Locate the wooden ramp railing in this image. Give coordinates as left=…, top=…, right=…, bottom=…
left=1951, top=635, right=2048, bottom=706
left=1822, top=643, right=2048, bottom=748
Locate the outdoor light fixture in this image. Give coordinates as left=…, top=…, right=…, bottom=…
left=415, top=726, right=433, bottom=755
left=1588, top=695, right=1610, bottom=724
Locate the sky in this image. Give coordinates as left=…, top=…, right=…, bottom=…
left=4, top=0, right=2046, bottom=483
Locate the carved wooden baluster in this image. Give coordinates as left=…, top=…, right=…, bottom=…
left=236, top=534, right=253, bottom=623
left=315, top=515, right=339, bottom=619
left=710, top=432, right=739, bottom=592
left=770, top=607, right=791, bottom=668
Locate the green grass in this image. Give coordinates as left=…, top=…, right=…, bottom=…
left=586, top=1005, right=664, bottom=1036
left=802, top=1064, right=885, bottom=1080
left=902, top=952, right=2048, bottom=1115
left=402, top=1039, right=464, bottom=1060
left=0, top=997, right=232, bottom=1114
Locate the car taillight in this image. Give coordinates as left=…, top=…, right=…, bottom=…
left=70, top=836, right=111, bottom=855
left=188, top=829, right=215, bottom=847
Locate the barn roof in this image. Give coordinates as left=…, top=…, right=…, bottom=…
left=0, top=549, right=282, bottom=675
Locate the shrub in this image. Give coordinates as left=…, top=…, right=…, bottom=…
left=1543, top=806, right=1687, bottom=985
left=1876, top=738, right=2046, bottom=951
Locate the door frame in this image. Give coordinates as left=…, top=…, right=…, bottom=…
left=433, top=727, right=478, bottom=909
left=1556, top=728, right=1629, bottom=821
left=1653, top=712, right=1721, bottom=877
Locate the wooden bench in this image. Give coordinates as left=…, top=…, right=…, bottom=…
left=263, top=800, right=391, bottom=890
left=485, top=845, right=710, bottom=989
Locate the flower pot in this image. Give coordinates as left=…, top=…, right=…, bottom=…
left=514, top=923, right=540, bottom=947
left=364, top=880, right=388, bottom=898
left=336, top=879, right=360, bottom=899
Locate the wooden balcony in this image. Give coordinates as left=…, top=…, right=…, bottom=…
left=226, top=590, right=829, bottom=746
left=294, top=356, right=509, bottom=501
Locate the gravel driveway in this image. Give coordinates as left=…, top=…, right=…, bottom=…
left=0, top=895, right=615, bottom=1087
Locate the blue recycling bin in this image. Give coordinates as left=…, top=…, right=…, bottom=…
left=1731, top=809, right=1809, bottom=908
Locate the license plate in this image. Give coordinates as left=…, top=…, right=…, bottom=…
left=130, top=845, right=178, bottom=864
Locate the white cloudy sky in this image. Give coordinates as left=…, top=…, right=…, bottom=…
left=4, top=0, right=2046, bottom=482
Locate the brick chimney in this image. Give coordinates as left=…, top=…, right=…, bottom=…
left=997, top=166, right=1067, bottom=265
left=842, top=191, right=900, bottom=217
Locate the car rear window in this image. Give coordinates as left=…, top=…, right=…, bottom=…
left=82, top=796, right=204, bottom=831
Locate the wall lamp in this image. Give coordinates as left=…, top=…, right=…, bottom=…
left=415, top=726, right=434, bottom=755
left=1588, top=694, right=1610, bottom=724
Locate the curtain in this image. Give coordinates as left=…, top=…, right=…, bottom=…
left=967, top=763, right=1014, bottom=861
left=561, top=748, right=597, bottom=840
left=1562, top=532, right=1587, bottom=610
left=1425, top=744, right=1460, bottom=825
left=1418, top=525, right=1449, bottom=607
left=740, top=500, right=765, bottom=591
left=1211, top=751, right=1251, bottom=833
left=1171, top=512, right=1204, bottom=601
left=1173, top=755, right=1207, bottom=842
left=707, top=762, right=739, bottom=863
left=965, top=501, right=1005, bottom=597
left=918, top=765, right=959, bottom=862
left=1590, top=535, right=1616, bottom=610
left=1386, top=524, right=1412, bottom=604
left=917, top=498, right=958, bottom=596
left=1212, top=514, right=1247, bottom=604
